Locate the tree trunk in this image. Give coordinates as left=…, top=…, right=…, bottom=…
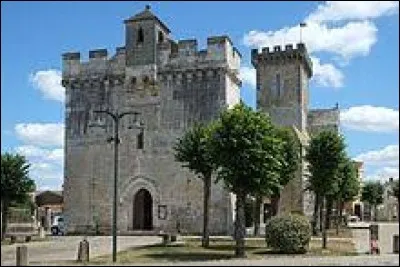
left=374, top=205, right=377, bottom=222
left=339, top=200, right=344, bottom=225
left=335, top=199, right=340, bottom=236
left=235, top=191, right=246, bottom=258
left=1, top=200, right=9, bottom=241
left=271, top=194, right=280, bottom=217
left=325, top=198, right=333, bottom=230
left=322, top=197, right=327, bottom=249
left=319, top=199, right=323, bottom=233
left=312, top=193, right=320, bottom=236
left=201, top=173, right=211, bottom=248
left=253, top=194, right=262, bottom=236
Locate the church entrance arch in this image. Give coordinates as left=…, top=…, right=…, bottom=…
left=133, top=188, right=153, bottom=230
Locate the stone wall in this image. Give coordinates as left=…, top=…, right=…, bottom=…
left=62, top=8, right=240, bottom=235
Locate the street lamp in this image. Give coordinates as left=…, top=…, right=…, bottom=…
left=91, top=109, right=144, bottom=262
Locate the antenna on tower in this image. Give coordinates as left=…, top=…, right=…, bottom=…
left=299, top=22, right=307, bottom=44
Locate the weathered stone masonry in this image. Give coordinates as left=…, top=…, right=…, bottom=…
left=62, top=6, right=339, bottom=235
left=62, top=6, right=240, bottom=234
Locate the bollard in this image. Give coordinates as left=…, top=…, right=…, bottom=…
left=394, top=235, right=399, bottom=254
left=162, top=234, right=170, bottom=245
left=77, top=238, right=90, bottom=262
left=16, top=245, right=28, bottom=266
left=170, top=235, right=177, bottom=242
left=39, top=227, right=45, bottom=239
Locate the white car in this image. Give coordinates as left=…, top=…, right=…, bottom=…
left=51, top=215, right=65, bottom=236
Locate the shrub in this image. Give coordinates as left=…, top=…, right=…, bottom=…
left=265, top=214, right=312, bottom=254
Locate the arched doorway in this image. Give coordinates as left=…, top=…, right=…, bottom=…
left=133, top=189, right=153, bottom=230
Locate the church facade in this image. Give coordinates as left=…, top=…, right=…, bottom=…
left=62, top=6, right=339, bottom=234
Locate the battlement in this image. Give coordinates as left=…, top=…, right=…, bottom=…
left=157, top=35, right=241, bottom=71
left=62, top=47, right=126, bottom=77
left=251, top=43, right=312, bottom=78
left=308, top=104, right=340, bottom=128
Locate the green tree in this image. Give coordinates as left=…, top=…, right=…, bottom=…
left=1, top=153, right=35, bottom=240
left=253, top=126, right=301, bottom=236
left=390, top=179, right=399, bottom=221
left=335, top=157, right=360, bottom=234
left=361, top=181, right=384, bottom=221
left=305, top=130, right=345, bottom=248
left=272, top=126, right=301, bottom=215
left=210, top=102, right=283, bottom=257
left=174, top=123, right=216, bottom=248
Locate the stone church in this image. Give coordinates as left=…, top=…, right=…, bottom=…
left=61, top=6, right=339, bottom=234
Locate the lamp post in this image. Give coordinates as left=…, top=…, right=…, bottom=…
left=92, top=109, right=144, bottom=262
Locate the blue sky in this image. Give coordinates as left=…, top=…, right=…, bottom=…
left=1, top=1, right=399, bottom=190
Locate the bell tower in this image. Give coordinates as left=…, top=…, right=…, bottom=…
left=124, top=5, right=171, bottom=66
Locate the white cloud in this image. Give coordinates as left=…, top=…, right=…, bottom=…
left=242, top=0, right=399, bottom=89
left=340, top=106, right=399, bottom=132
left=30, top=69, right=65, bottom=102
left=15, top=123, right=64, bottom=147
left=240, top=66, right=256, bottom=88
left=355, top=145, right=399, bottom=167
left=243, top=20, right=377, bottom=62
left=310, top=56, right=344, bottom=88
left=365, top=167, right=399, bottom=182
left=15, top=145, right=63, bottom=165
left=306, top=1, right=399, bottom=23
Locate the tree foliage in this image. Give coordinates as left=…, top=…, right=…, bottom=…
left=1, top=153, right=35, bottom=239
left=210, top=102, right=284, bottom=257
left=174, top=123, right=216, bottom=247
left=174, top=123, right=215, bottom=178
left=305, top=130, right=346, bottom=197
left=274, top=126, right=301, bottom=189
left=391, top=179, right=399, bottom=201
left=305, top=130, right=346, bottom=247
left=337, top=158, right=360, bottom=202
left=361, top=181, right=384, bottom=207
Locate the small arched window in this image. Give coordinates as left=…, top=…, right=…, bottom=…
left=137, top=27, right=144, bottom=44
left=158, top=31, right=164, bottom=43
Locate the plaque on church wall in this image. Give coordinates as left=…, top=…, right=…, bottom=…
left=158, top=205, right=167, bottom=220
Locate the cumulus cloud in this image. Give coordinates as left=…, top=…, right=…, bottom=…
left=243, top=20, right=377, bottom=62
left=14, top=123, right=64, bottom=190
left=15, top=123, right=64, bottom=147
left=356, top=144, right=399, bottom=182
left=30, top=69, right=65, bottom=102
left=15, top=145, right=63, bottom=164
left=306, top=1, right=399, bottom=23
left=239, top=66, right=256, bottom=88
left=310, top=56, right=344, bottom=88
left=355, top=145, right=399, bottom=167
left=242, top=1, right=398, bottom=89
left=340, top=106, right=399, bottom=132
left=364, top=166, right=399, bottom=182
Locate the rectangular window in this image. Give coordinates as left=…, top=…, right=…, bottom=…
left=137, top=131, right=144, bottom=149
left=276, top=73, right=281, bottom=97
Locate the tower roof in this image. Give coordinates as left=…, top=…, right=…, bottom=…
left=124, top=5, right=171, bottom=33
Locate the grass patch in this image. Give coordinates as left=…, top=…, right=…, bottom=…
left=90, top=237, right=357, bottom=264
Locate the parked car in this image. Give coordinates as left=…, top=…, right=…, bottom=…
left=51, top=215, right=65, bottom=235
left=348, top=215, right=360, bottom=222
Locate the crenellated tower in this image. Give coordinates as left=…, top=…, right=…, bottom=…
left=252, top=43, right=313, bottom=216
left=252, top=43, right=312, bottom=131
